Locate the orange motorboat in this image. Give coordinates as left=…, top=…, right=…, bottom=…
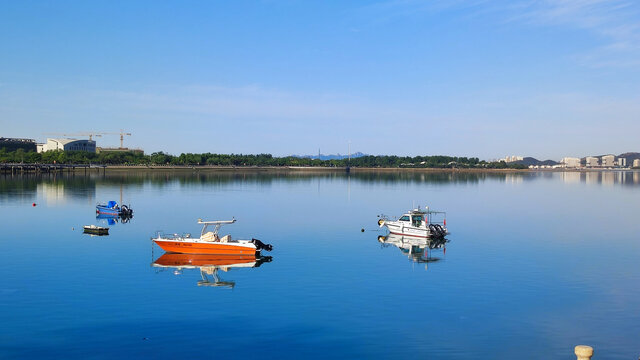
left=152, top=219, right=273, bottom=255
left=152, top=252, right=272, bottom=288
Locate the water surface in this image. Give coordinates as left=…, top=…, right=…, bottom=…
left=1, top=170, right=639, bottom=359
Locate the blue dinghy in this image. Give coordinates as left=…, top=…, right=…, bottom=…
left=96, top=201, right=133, bottom=217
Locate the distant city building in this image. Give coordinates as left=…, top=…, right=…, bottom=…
left=561, top=157, right=581, bottom=168
left=617, top=158, right=627, bottom=167
left=0, top=137, right=37, bottom=152
left=500, top=155, right=524, bottom=163
left=634, top=159, right=640, bottom=168
left=601, top=155, right=615, bottom=167
left=586, top=157, right=599, bottom=167
left=36, top=138, right=96, bottom=153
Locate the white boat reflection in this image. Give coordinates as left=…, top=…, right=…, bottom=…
left=377, top=233, right=448, bottom=269
left=151, top=253, right=272, bottom=288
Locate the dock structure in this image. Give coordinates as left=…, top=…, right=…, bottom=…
left=0, top=163, right=106, bottom=174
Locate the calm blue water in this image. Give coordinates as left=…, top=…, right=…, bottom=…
left=1, top=170, right=639, bottom=359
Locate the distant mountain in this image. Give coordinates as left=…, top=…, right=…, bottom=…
left=293, top=151, right=368, bottom=160
left=514, top=157, right=559, bottom=166
left=615, top=152, right=640, bottom=162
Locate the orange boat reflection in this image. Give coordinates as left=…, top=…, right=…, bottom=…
left=152, top=253, right=272, bottom=288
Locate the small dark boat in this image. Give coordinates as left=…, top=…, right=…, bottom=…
left=83, top=225, right=109, bottom=235
left=96, top=201, right=133, bottom=217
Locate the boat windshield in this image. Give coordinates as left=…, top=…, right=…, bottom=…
left=399, top=215, right=410, bottom=222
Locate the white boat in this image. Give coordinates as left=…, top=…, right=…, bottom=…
left=83, top=224, right=109, bottom=235
left=378, top=206, right=448, bottom=238
left=152, top=219, right=273, bottom=255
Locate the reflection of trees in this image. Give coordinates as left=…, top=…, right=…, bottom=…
left=0, top=173, right=98, bottom=203
left=3, top=170, right=639, bottom=204
left=0, top=175, right=38, bottom=202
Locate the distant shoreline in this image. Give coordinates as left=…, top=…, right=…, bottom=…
left=102, top=165, right=528, bottom=172
left=99, top=165, right=631, bottom=173
left=2, top=164, right=636, bottom=174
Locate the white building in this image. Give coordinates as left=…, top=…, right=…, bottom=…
left=500, top=155, right=524, bottom=163
left=586, top=157, right=599, bottom=167
left=561, top=157, right=581, bottom=168
left=617, top=158, right=627, bottom=167
left=601, top=155, right=615, bottom=167
left=633, top=159, right=640, bottom=168
left=36, top=138, right=97, bottom=153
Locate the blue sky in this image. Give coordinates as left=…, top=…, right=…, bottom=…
left=1, top=0, right=639, bottom=160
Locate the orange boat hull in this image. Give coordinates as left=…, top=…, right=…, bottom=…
left=154, top=240, right=257, bottom=255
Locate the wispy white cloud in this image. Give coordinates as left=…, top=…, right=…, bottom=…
left=509, top=0, right=640, bottom=67
left=366, top=0, right=640, bottom=67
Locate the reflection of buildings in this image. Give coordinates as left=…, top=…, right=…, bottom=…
left=152, top=253, right=272, bottom=288
left=585, top=172, right=599, bottom=185
left=561, top=171, right=580, bottom=184
left=576, top=170, right=640, bottom=186
left=601, top=172, right=615, bottom=186
left=505, top=173, right=523, bottom=184
left=36, top=181, right=96, bottom=205
left=378, top=233, right=448, bottom=270
left=37, top=182, right=68, bottom=205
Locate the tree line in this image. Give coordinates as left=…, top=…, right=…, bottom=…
left=0, top=149, right=527, bottom=169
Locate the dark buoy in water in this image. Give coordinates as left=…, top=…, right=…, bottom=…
left=32, top=203, right=36, bottom=207
left=361, top=228, right=365, bottom=232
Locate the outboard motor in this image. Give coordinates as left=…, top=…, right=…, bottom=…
left=251, top=238, right=273, bottom=252
left=429, top=224, right=445, bottom=239
left=120, top=204, right=133, bottom=217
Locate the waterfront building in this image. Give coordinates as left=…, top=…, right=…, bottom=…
left=634, top=159, right=640, bottom=168
left=617, top=158, right=627, bottom=167
left=36, top=138, right=96, bottom=153
left=601, top=155, right=615, bottom=167
left=586, top=157, right=599, bottom=167
left=500, top=155, right=524, bottom=163
left=561, top=157, right=581, bottom=168
left=0, top=137, right=37, bottom=152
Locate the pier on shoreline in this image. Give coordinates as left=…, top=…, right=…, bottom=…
left=0, top=163, right=106, bottom=174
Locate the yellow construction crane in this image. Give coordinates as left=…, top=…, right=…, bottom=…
left=43, top=132, right=103, bottom=140
left=102, top=130, right=132, bottom=149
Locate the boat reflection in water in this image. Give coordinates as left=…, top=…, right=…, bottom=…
left=152, top=253, right=272, bottom=288
left=377, top=233, right=449, bottom=270
left=96, top=213, right=133, bottom=226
